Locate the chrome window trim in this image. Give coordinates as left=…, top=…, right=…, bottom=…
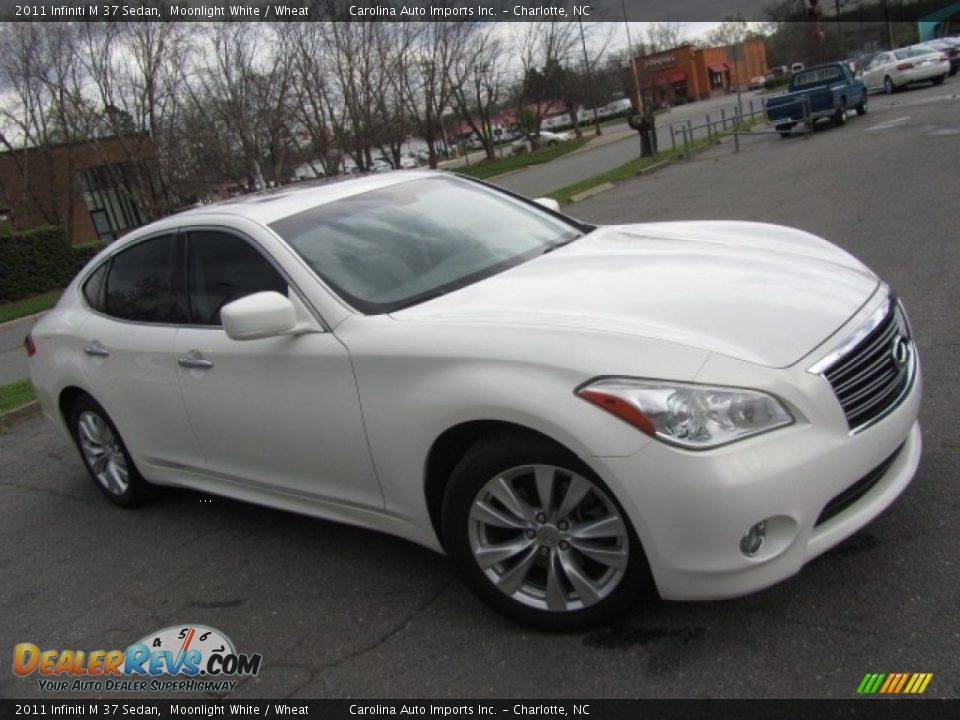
left=77, top=225, right=329, bottom=332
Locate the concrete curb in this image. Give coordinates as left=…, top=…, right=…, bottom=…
left=482, top=167, right=527, bottom=181
left=640, top=160, right=670, bottom=175
left=0, top=312, right=47, bottom=333
left=570, top=183, right=615, bottom=203
left=557, top=157, right=674, bottom=207
left=0, top=400, right=41, bottom=431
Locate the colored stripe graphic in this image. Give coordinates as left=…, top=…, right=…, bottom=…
left=893, top=673, right=909, bottom=693
left=879, top=674, right=897, bottom=693
left=857, top=672, right=933, bottom=694
left=857, top=673, right=885, bottom=694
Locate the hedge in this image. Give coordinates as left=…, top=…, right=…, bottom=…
left=0, top=226, right=104, bottom=303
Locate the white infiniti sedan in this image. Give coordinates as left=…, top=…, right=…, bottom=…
left=26, top=172, right=921, bottom=630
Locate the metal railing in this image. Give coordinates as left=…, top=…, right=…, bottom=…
left=663, top=95, right=813, bottom=158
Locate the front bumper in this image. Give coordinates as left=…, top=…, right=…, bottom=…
left=589, top=364, right=922, bottom=602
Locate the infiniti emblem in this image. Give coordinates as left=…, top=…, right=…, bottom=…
left=891, top=336, right=911, bottom=368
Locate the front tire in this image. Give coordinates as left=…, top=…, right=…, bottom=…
left=441, top=433, right=652, bottom=631
left=70, top=395, right=152, bottom=507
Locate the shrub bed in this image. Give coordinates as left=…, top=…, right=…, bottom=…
left=0, top=226, right=103, bottom=303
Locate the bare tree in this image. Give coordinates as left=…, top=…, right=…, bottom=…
left=288, top=23, right=343, bottom=178
left=699, top=14, right=752, bottom=48
left=72, top=21, right=190, bottom=217
left=0, top=23, right=61, bottom=228
left=0, top=23, right=99, bottom=241
left=325, top=21, right=391, bottom=172
left=512, top=22, right=578, bottom=148
left=391, top=22, right=469, bottom=169
left=448, top=26, right=505, bottom=161
left=184, top=23, right=298, bottom=190
left=644, top=22, right=683, bottom=53
left=371, top=24, right=414, bottom=169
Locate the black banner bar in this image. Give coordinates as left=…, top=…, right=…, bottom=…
left=0, top=0, right=942, bottom=23
left=1, top=700, right=959, bottom=720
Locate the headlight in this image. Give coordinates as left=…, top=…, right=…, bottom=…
left=577, top=378, right=794, bottom=450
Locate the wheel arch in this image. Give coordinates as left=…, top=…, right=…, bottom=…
left=58, top=385, right=93, bottom=433
left=423, top=419, right=575, bottom=546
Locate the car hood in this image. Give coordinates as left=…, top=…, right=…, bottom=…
left=392, top=221, right=879, bottom=368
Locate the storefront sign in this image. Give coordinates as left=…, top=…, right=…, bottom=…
left=644, top=54, right=675, bottom=70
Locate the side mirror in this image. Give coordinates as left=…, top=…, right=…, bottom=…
left=222, top=291, right=297, bottom=341
left=534, top=197, right=561, bottom=213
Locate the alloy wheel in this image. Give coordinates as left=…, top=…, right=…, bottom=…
left=467, top=464, right=629, bottom=612
left=77, top=410, right=130, bottom=496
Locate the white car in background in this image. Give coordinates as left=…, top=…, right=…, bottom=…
left=26, top=172, right=921, bottom=630
left=511, top=130, right=573, bottom=153
left=862, top=46, right=949, bottom=93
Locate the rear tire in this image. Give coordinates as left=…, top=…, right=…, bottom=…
left=833, top=105, right=847, bottom=126
left=856, top=96, right=867, bottom=115
left=69, top=395, right=152, bottom=507
left=441, top=432, right=652, bottom=631
left=776, top=123, right=794, bottom=138
left=932, top=75, right=944, bottom=86
left=884, top=76, right=895, bottom=94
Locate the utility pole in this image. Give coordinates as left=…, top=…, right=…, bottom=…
left=883, top=0, right=894, bottom=48
left=834, top=0, right=846, bottom=57
left=579, top=19, right=601, bottom=136
left=620, top=1, right=644, bottom=112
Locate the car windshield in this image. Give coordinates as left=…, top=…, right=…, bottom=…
left=270, top=175, right=583, bottom=314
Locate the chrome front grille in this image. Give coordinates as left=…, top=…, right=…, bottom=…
left=818, top=298, right=915, bottom=433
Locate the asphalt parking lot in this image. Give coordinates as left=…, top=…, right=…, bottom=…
left=2, top=82, right=958, bottom=701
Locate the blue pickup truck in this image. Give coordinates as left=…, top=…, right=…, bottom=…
left=765, top=62, right=867, bottom=137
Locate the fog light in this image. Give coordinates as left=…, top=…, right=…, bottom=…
left=740, top=521, right=766, bottom=557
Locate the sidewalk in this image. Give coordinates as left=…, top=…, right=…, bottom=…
left=0, top=314, right=41, bottom=386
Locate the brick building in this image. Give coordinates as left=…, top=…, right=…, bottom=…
left=627, top=38, right=769, bottom=109
left=0, top=135, right=154, bottom=245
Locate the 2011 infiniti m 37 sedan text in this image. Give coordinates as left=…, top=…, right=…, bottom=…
left=26, top=172, right=921, bottom=630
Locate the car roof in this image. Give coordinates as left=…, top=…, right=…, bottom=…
left=175, top=170, right=440, bottom=226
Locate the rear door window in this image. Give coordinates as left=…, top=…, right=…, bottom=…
left=103, top=234, right=187, bottom=324
left=82, top=262, right=107, bottom=312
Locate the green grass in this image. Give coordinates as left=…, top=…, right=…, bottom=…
left=454, top=136, right=591, bottom=180
left=546, top=117, right=768, bottom=205
left=0, top=290, right=62, bottom=325
left=0, top=378, right=35, bottom=415
left=546, top=155, right=668, bottom=205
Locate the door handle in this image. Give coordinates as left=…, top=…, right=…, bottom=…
left=83, top=341, right=110, bottom=358
left=178, top=350, right=214, bottom=370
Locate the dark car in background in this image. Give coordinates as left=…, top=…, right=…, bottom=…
left=921, top=40, right=960, bottom=75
